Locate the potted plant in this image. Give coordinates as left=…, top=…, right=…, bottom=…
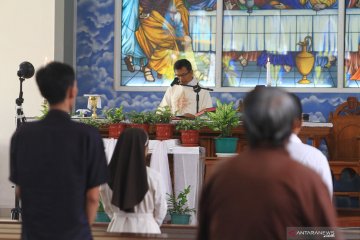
left=127, top=111, right=154, bottom=133
left=207, top=99, right=239, bottom=154
left=103, top=106, right=126, bottom=138
left=175, top=118, right=203, bottom=146
left=167, top=185, right=195, bottom=225
left=36, top=100, right=49, bottom=120
left=154, top=106, right=174, bottom=140
left=80, top=118, right=106, bottom=128
left=95, top=200, right=110, bottom=223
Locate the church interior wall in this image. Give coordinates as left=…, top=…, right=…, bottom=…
left=0, top=0, right=55, bottom=217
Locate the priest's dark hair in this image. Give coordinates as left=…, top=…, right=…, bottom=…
left=35, top=62, right=75, bottom=105
left=174, top=59, right=192, bottom=72
left=243, top=87, right=299, bottom=148
left=108, top=128, right=149, bottom=212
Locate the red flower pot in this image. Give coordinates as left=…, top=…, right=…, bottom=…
left=128, top=123, right=150, bottom=133
left=108, top=123, right=127, bottom=139
left=155, top=124, right=174, bottom=140
left=180, top=130, right=199, bottom=146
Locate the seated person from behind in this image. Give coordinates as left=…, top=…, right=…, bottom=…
left=197, top=88, right=338, bottom=240
left=158, top=59, right=213, bottom=118
left=100, top=128, right=167, bottom=233
left=286, top=93, right=333, bottom=199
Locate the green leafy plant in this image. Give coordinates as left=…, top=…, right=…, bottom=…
left=80, top=118, right=105, bottom=128
left=127, top=111, right=155, bottom=124
left=103, top=106, right=125, bottom=123
left=154, top=106, right=173, bottom=124
left=98, top=200, right=105, bottom=212
left=206, top=99, right=239, bottom=137
left=167, top=185, right=196, bottom=215
left=36, top=100, right=49, bottom=120
left=175, top=118, right=203, bottom=131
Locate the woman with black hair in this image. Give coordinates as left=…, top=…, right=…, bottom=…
left=100, top=128, right=167, bottom=233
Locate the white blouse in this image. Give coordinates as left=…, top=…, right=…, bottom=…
left=100, top=167, right=167, bottom=233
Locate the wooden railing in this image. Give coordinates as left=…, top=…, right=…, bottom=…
left=1, top=219, right=360, bottom=239
left=0, top=221, right=197, bottom=240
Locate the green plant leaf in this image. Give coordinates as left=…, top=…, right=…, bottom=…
left=166, top=185, right=196, bottom=215
left=206, top=99, right=240, bottom=137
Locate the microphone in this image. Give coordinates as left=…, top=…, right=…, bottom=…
left=170, top=77, right=180, bottom=86
left=17, top=62, right=35, bottom=79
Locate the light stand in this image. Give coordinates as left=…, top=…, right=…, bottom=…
left=11, top=62, right=34, bottom=220
left=11, top=76, right=26, bottom=221
left=179, top=83, right=213, bottom=113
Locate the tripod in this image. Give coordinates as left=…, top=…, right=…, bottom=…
left=11, top=76, right=27, bottom=220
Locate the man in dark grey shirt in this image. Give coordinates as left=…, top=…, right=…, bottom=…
left=10, top=62, right=108, bottom=240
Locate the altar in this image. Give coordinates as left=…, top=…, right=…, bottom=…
left=102, top=138, right=205, bottom=225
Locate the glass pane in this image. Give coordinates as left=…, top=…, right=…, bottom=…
left=119, top=0, right=216, bottom=87
left=222, top=1, right=338, bottom=88
left=344, top=3, right=360, bottom=88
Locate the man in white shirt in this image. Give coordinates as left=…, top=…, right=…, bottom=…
left=159, top=59, right=212, bottom=118
left=286, top=93, right=333, bottom=199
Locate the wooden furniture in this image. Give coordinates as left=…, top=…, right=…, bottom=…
left=326, top=97, right=360, bottom=213
left=2, top=219, right=360, bottom=238
left=327, top=96, right=360, bottom=184
left=328, top=97, right=360, bottom=163
left=330, top=161, right=360, bottom=180
left=199, top=122, right=332, bottom=157
left=0, top=220, right=196, bottom=240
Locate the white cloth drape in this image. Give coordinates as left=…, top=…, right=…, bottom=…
left=103, top=138, right=117, bottom=163
left=150, top=141, right=173, bottom=196
left=173, top=147, right=205, bottom=225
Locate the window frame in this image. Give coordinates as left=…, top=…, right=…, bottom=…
left=114, top=0, right=358, bottom=93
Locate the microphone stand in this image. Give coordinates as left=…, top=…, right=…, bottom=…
left=11, top=76, right=26, bottom=220
left=178, top=83, right=213, bottom=113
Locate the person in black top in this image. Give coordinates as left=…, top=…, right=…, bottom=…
left=9, top=62, right=108, bottom=240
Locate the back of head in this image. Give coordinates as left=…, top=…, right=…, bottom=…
left=35, top=62, right=75, bottom=105
left=174, top=59, right=192, bottom=72
left=243, top=87, right=298, bottom=148
left=108, top=128, right=149, bottom=212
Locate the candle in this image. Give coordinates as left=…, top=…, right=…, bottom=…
left=266, top=57, right=271, bottom=87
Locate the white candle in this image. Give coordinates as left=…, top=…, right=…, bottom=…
left=266, top=57, right=271, bottom=87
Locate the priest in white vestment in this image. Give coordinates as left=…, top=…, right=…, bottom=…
left=159, top=59, right=213, bottom=117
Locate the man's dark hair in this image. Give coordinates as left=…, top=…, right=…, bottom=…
left=288, top=93, right=303, bottom=120
left=174, top=59, right=192, bottom=72
left=243, top=87, right=299, bottom=148
left=36, top=62, right=75, bottom=105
